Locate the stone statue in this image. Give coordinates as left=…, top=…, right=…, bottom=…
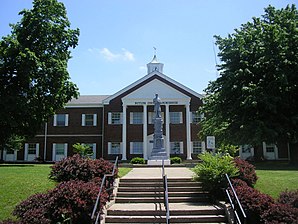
left=153, top=93, right=161, bottom=118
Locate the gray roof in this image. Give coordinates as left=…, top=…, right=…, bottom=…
left=67, top=95, right=110, bottom=106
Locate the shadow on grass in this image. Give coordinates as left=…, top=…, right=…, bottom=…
left=253, top=161, right=298, bottom=170
left=0, top=164, right=35, bottom=167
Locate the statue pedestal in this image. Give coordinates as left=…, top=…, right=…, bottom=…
left=147, top=159, right=171, bottom=166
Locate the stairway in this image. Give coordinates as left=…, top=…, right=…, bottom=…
left=105, top=178, right=227, bottom=223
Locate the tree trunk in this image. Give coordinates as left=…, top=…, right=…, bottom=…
left=289, top=142, right=298, bottom=165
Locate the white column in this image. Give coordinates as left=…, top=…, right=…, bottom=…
left=143, top=104, right=148, bottom=160
left=186, top=103, right=192, bottom=160
left=165, top=104, right=170, bottom=157
left=122, top=104, right=127, bottom=160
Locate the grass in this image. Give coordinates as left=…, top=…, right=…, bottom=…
left=0, top=164, right=55, bottom=221
left=118, top=167, right=132, bottom=178
left=0, top=164, right=132, bottom=221
left=254, top=161, right=298, bottom=199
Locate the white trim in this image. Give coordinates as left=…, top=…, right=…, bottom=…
left=64, top=143, right=68, bottom=157
left=122, top=104, right=127, bottom=160
left=103, top=71, right=203, bottom=104
left=143, top=105, right=148, bottom=159
left=36, top=134, right=103, bottom=137
left=202, top=141, right=206, bottom=153
left=93, top=114, right=97, bottom=126
left=36, top=143, right=39, bottom=157
left=65, top=114, right=69, bottom=126
left=108, top=112, right=112, bottom=124
left=130, top=142, right=133, bottom=154
left=53, top=114, right=57, bottom=126
left=92, top=143, right=96, bottom=159
left=82, top=114, right=86, bottom=126
left=186, top=104, right=192, bottom=159
left=52, top=143, right=56, bottom=161
left=108, top=142, right=111, bottom=154
left=165, top=104, right=170, bottom=157
left=130, top=112, right=133, bottom=125
left=24, top=143, right=29, bottom=161
left=65, top=104, right=104, bottom=108
left=179, top=142, right=184, bottom=154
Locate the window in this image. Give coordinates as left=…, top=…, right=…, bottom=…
left=83, top=143, right=96, bottom=158
left=130, top=142, right=143, bottom=154
left=192, top=141, right=202, bottom=154
left=108, top=112, right=122, bottom=124
left=82, top=114, right=97, bottom=126
left=242, top=145, right=251, bottom=153
left=170, top=112, right=182, bottom=124
left=28, top=143, right=37, bottom=154
left=170, top=142, right=183, bottom=154
left=108, top=142, right=121, bottom=154
left=266, top=144, right=275, bottom=153
left=56, top=144, right=65, bottom=155
left=192, top=112, right=202, bottom=123
left=54, top=114, right=68, bottom=126
left=130, top=112, right=143, bottom=124
left=6, top=148, right=14, bottom=154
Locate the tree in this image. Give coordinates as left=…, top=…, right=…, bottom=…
left=73, top=143, right=93, bottom=158
left=200, top=5, right=298, bottom=163
left=0, top=0, right=79, bottom=148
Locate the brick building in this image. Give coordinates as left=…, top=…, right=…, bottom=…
left=0, top=56, right=290, bottom=162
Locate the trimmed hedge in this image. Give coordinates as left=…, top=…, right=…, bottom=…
left=278, top=189, right=298, bottom=208
left=233, top=157, right=258, bottom=187
left=130, top=157, right=145, bottom=164
left=13, top=180, right=108, bottom=224
left=170, top=157, right=182, bottom=164
left=49, top=154, right=117, bottom=182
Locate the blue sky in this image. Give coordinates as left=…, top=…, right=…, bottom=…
left=1, top=0, right=296, bottom=95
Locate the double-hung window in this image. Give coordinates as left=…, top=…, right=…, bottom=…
left=108, top=112, right=122, bottom=124
left=54, top=114, right=69, bottom=126
left=82, top=114, right=97, bottom=126
left=130, top=142, right=143, bottom=154
left=192, top=112, right=202, bottom=123
left=170, top=112, right=183, bottom=124
left=170, top=142, right=183, bottom=154
left=108, top=142, right=121, bottom=154
left=192, top=141, right=202, bottom=154
left=130, top=112, right=143, bottom=124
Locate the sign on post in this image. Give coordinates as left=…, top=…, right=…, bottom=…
left=206, top=136, right=215, bottom=150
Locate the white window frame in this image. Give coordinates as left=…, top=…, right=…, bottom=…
left=170, top=112, right=183, bottom=124
left=108, top=112, right=123, bottom=124
left=130, top=112, right=143, bottom=124
left=191, top=112, right=203, bottom=123
left=53, top=114, right=69, bottom=126
left=82, top=114, right=97, bottom=126
left=108, top=142, right=122, bottom=154
left=24, top=143, right=40, bottom=161
left=191, top=141, right=202, bottom=154
left=52, top=143, right=68, bottom=161
left=130, top=142, right=143, bottom=154
left=170, top=141, right=183, bottom=154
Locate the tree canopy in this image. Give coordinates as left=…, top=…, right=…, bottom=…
left=0, top=0, right=79, bottom=147
left=200, top=5, right=298, bottom=149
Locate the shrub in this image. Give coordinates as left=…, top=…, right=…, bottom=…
left=233, top=157, right=258, bottom=187
left=14, top=180, right=109, bottom=224
left=261, top=203, right=298, bottom=224
left=217, top=143, right=239, bottom=157
left=193, top=152, right=238, bottom=198
left=171, top=157, right=182, bottom=164
left=49, top=154, right=117, bottom=182
left=130, top=157, right=145, bottom=164
left=231, top=178, right=248, bottom=188
left=278, top=189, right=298, bottom=208
left=234, top=183, right=275, bottom=224
left=0, top=220, right=22, bottom=224
left=73, top=143, right=93, bottom=158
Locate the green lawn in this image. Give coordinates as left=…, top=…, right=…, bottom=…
left=0, top=164, right=132, bottom=221
left=254, top=162, right=298, bottom=199
left=0, top=164, right=55, bottom=221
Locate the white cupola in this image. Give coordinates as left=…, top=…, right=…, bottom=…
left=147, top=54, right=164, bottom=74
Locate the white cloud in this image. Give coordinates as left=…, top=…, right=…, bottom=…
left=89, top=47, right=135, bottom=62
left=139, top=65, right=146, bottom=71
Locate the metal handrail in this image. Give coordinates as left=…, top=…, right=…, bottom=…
left=224, top=174, right=247, bottom=224
left=162, top=160, right=170, bottom=224
left=92, top=156, right=119, bottom=224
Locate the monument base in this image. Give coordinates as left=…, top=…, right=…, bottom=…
left=147, top=159, right=171, bottom=166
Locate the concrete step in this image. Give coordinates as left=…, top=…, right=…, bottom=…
left=105, top=215, right=227, bottom=223
left=120, top=178, right=195, bottom=182
left=116, top=196, right=211, bottom=203
left=118, top=186, right=203, bottom=192
left=117, top=191, right=209, bottom=197
left=119, top=181, right=200, bottom=187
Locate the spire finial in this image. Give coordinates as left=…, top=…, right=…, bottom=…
left=153, top=47, right=157, bottom=56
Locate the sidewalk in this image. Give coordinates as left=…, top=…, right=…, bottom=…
left=122, top=167, right=194, bottom=179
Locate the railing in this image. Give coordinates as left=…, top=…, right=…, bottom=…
left=162, top=160, right=170, bottom=224
left=224, top=174, right=247, bottom=224
left=92, top=156, right=119, bottom=224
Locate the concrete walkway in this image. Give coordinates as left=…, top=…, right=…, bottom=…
left=122, top=167, right=194, bottom=179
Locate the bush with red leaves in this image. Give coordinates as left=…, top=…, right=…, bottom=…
left=234, top=183, right=275, bottom=223
left=233, top=157, right=258, bottom=187
left=49, top=154, right=117, bottom=182
left=261, top=203, right=298, bottom=224
left=14, top=180, right=108, bottom=224
left=277, top=189, right=298, bottom=208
